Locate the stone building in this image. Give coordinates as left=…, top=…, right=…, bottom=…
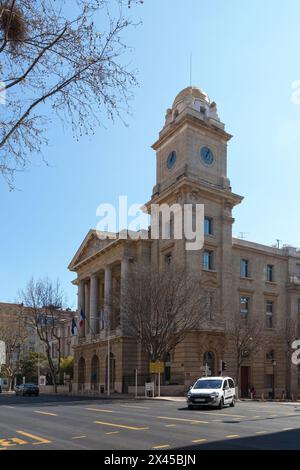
left=69, top=86, right=300, bottom=398
left=0, top=302, right=75, bottom=361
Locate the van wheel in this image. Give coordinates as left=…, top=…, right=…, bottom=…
left=230, top=397, right=235, bottom=407
left=218, top=398, right=224, bottom=409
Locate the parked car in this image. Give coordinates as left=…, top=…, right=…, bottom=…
left=187, top=376, right=236, bottom=409
left=15, top=383, right=39, bottom=396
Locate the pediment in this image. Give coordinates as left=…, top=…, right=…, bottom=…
left=68, top=230, right=115, bottom=270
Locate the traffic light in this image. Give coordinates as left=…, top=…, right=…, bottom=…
left=222, top=361, right=227, bottom=371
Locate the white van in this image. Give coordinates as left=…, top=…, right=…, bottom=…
left=187, top=376, right=236, bottom=409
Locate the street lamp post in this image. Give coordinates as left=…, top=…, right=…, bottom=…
left=272, top=359, right=277, bottom=399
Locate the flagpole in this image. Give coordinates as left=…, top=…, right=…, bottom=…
left=107, top=309, right=110, bottom=397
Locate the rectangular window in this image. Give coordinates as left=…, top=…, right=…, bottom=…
left=203, top=250, right=213, bottom=270
left=204, top=217, right=213, bottom=236
left=266, top=300, right=274, bottom=328
left=165, top=253, right=172, bottom=265
left=296, top=265, right=300, bottom=279
left=240, top=296, right=250, bottom=317
left=266, top=264, right=274, bottom=282
left=240, top=259, right=249, bottom=278
left=266, top=350, right=275, bottom=360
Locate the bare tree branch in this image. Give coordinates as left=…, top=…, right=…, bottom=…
left=0, top=0, right=143, bottom=188
left=120, top=264, right=211, bottom=363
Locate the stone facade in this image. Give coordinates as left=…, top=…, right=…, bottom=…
left=0, top=302, right=75, bottom=360
left=69, top=86, right=300, bottom=398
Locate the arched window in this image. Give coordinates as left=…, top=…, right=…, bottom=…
left=203, top=351, right=215, bottom=376
left=91, top=355, right=99, bottom=390
left=78, top=357, right=86, bottom=391
left=105, top=352, right=115, bottom=391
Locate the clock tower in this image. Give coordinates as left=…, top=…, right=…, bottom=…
left=147, top=85, right=243, bottom=309
left=151, top=86, right=234, bottom=197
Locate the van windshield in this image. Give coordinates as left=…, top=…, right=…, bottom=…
left=193, top=379, right=222, bottom=389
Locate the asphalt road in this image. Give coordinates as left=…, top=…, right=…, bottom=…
left=0, top=394, right=300, bottom=450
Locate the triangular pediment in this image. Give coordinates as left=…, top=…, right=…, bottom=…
left=68, top=229, right=115, bottom=270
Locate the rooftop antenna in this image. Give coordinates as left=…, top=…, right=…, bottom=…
left=189, top=52, right=192, bottom=87
left=239, top=232, right=249, bottom=240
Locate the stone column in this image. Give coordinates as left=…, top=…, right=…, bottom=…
left=104, top=266, right=112, bottom=331
left=84, top=282, right=90, bottom=336
left=90, top=274, right=99, bottom=335
left=120, top=257, right=129, bottom=329
left=78, top=281, right=85, bottom=338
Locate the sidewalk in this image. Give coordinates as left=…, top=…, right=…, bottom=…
left=148, top=395, right=300, bottom=405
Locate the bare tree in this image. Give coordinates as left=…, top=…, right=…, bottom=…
left=20, top=277, right=66, bottom=392
left=0, top=0, right=143, bottom=187
left=0, top=305, right=28, bottom=390
left=225, top=311, right=265, bottom=392
left=121, top=265, right=211, bottom=363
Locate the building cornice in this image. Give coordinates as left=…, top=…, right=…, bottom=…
left=152, top=113, right=232, bottom=151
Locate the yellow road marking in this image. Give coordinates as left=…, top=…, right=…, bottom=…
left=192, top=438, right=208, bottom=443
left=105, top=431, right=120, bottom=435
left=192, top=411, right=245, bottom=418
left=34, top=411, right=58, bottom=417
left=120, top=405, right=150, bottom=410
left=71, top=436, right=86, bottom=439
left=85, top=408, right=114, bottom=413
left=16, top=430, right=51, bottom=445
left=0, top=438, right=27, bottom=447
left=0, top=439, right=16, bottom=447
left=94, top=420, right=149, bottom=431
left=157, top=416, right=208, bottom=424
left=164, top=424, right=177, bottom=427
left=152, top=444, right=170, bottom=449
left=256, top=431, right=267, bottom=435
left=226, top=434, right=239, bottom=438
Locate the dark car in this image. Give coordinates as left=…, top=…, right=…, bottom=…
left=15, top=383, right=39, bottom=396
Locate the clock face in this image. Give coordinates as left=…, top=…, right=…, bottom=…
left=200, top=147, right=214, bottom=166
left=167, top=150, right=177, bottom=169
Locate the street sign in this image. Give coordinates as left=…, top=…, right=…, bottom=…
left=0, top=341, right=5, bottom=365
left=39, top=376, right=46, bottom=386
left=149, top=361, right=164, bottom=374
left=145, top=382, right=155, bottom=397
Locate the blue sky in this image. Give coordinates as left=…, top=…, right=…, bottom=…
left=1, top=0, right=300, bottom=308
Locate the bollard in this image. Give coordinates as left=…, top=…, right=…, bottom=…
left=261, top=392, right=264, bottom=401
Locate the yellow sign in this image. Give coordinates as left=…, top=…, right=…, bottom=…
left=149, top=361, right=164, bottom=373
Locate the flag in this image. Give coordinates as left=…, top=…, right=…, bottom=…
left=79, top=309, right=86, bottom=327
left=71, top=317, right=77, bottom=335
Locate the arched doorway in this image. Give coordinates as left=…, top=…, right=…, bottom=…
left=164, top=353, right=171, bottom=384
left=203, top=351, right=215, bottom=376
left=105, top=352, right=115, bottom=392
left=78, top=357, right=86, bottom=391
left=91, top=355, right=100, bottom=391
